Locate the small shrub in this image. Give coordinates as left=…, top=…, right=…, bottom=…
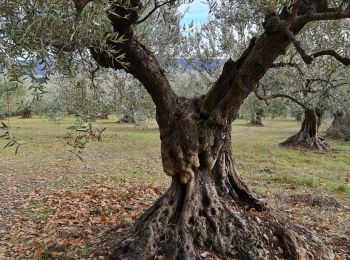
left=334, top=184, right=350, bottom=194
left=296, top=177, right=316, bottom=188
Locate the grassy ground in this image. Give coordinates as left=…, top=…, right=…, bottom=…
left=0, top=116, right=349, bottom=259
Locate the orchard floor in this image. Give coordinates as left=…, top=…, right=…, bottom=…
left=0, top=116, right=349, bottom=259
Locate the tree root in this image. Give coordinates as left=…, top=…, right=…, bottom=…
left=280, top=132, right=331, bottom=151
left=110, top=172, right=333, bottom=260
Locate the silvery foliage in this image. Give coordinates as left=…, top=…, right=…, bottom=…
left=206, top=1, right=350, bottom=117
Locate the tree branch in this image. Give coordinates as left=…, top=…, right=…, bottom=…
left=282, top=26, right=350, bottom=66
left=90, top=1, right=178, bottom=120
left=308, top=50, right=350, bottom=66
left=254, top=88, right=307, bottom=110
left=136, top=0, right=174, bottom=24
left=271, top=62, right=304, bottom=74
left=291, top=0, right=303, bottom=20
left=295, top=9, right=350, bottom=25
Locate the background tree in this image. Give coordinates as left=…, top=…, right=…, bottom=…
left=1, top=0, right=350, bottom=259
left=240, top=94, right=267, bottom=126
left=256, top=59, right=349, bottom=151
left=325, top=82, right=350, bottom=140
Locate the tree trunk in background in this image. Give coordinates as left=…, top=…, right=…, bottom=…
left=250, top=108, right=264, bottom=126
left=97, top=112, right=109, bottom=120
left=326, top=110, right=345, bottom=140
left=118, top=114, right=136, bottom=124
left=281, top=108, right=331, bottom=151
left=110, top=99, right=333, bottom=260
left=21, top=107, right=32, bottom=119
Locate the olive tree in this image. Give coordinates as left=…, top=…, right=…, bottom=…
left=255, top=59, right=349, bottom=151
left=325, top=81, right=350, bottom=140
left=1, top=0, right=350, bottom=259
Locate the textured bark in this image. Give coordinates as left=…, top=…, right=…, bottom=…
left=110, top=100, right=333, bottom=260
left=326, top=111, right=345, bottom=139
left=281, top=108, right=331, bottom=151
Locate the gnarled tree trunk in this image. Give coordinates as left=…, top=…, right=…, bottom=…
left=70, top=0, right=342, bottom=258
left=326, top=110, right=345, bottom=139
left=110, top=99, right=333, bottom=260
left=281, top=108, right=331, bottom=151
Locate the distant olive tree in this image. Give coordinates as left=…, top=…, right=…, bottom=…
left=255, top=58, right=349, bottom=151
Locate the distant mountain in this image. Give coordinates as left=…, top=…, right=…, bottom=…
left=177, top=58, right=225, bottom=71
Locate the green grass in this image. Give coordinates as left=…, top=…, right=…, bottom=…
left=0, top=116, right=349, bottom=197
left=231, top=119, right=350, bottom=199
left=0, top=116, right=349, bottom=258
left=333, top=183, right=350, bottom=194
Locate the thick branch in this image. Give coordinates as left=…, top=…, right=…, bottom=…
left=291, top=0, right=303, bottom=19
left=295, top=9, right=350, bottom=24
left=280, top=25, right=350, bottom=66
left=200, top=38, right=256, bottom=117
left=198, top=0, right=350, bottom=123
left=91, top=40, right=178, bottom=118
left=90, top=1, right=178, bottom=119
left=309, top=50, right=350, bottom=66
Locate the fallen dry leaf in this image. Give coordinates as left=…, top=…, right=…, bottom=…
left=32, top=243, right=43, bottom=260
left=200, top=251, right=220, bottom=260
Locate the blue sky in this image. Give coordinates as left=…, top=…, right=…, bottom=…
left=179, top=0, right=209, bottom=26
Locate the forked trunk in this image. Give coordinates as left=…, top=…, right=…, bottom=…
left=110, top=100, right=333, bottom=259
left=281, top=108, right=331, bottom=151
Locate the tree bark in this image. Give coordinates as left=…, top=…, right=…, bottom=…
left=326, top=110, right=345, bottom=139
left=281, top=108, right=331, bottom=151
left=110, top=100, right=333, bottom=259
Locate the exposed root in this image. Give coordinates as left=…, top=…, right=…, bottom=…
left=281, top=108, right=331, bottom=151
left=110, top=169, right=333, bottom=260
left=280, top=132, right=331, bottom=151
left=111, top=104, right=333, bottom=259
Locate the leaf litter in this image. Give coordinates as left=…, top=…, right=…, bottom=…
left=0, top=181, right=162, bottom=259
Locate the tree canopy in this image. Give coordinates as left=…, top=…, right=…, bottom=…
left=1, top=0, right=350, bottom=259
